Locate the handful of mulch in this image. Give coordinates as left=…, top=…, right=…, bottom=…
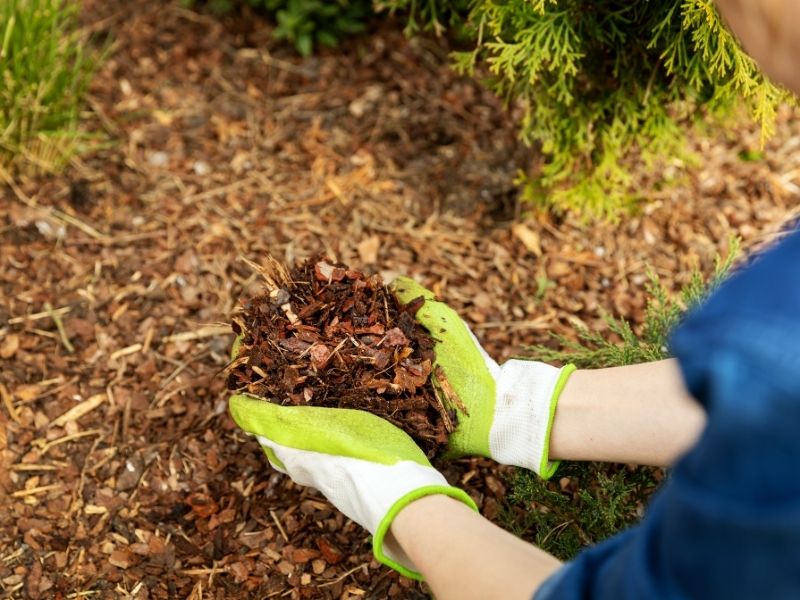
left=225, top=256, right=455, bottom=458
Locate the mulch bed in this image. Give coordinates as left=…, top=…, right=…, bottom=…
left=1, top=0, right=799, bottom=598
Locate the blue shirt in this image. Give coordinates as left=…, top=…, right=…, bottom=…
left=535, top=228, right=800, bottom=600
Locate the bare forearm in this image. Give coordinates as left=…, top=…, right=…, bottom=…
left=390, top=495, right=561, bottom=600
left=550, top=359, right=705, bottom=466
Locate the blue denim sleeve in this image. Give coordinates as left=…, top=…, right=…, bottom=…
left=534, top=229, right=800, bottom=600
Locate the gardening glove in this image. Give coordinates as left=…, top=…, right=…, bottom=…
left=391, top=277, right=576, bottom=479
left=228, top=394, right=478, bottom=580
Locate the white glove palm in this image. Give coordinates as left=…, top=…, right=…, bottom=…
left=229, top=395, right=478, bottom=580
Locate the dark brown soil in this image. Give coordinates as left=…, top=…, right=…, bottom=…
left=226, top=257, right=452, bottom=457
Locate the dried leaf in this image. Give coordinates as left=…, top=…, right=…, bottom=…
left=0, top=334, right=20, bottom=359
left=511, top=223, right=542, bottom=257
left=356, top=236, right=380, bottom=264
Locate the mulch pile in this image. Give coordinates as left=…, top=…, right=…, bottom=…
left=227, top=257, right=451, bottom=458
left=1, top=0, right=799, bottom=598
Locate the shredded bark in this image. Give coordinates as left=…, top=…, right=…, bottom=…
left=226, top=257, right=454, bottom=458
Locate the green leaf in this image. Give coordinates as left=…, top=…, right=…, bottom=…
left=296, top=33, right=313, bottom=56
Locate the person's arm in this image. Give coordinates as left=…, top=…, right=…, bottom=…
left=550, top=359, right=706, bottom=466
left=386, top=360, right=705, bottom=600
left=389, top=494, right=561, bottom=600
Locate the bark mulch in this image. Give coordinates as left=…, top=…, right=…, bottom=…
left=227, top=257, right=450, bottom=458
left=1, top=0, right=799, bottom=598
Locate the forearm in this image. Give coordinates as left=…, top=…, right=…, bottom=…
left=389, top=495, right=561, bottom=600
left=550, top=358, right=706, bottom=466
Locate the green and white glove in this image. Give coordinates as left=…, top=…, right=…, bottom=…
left=392, top=277, right=576, bottom=479
left=229, top=395, right=478, bottom=580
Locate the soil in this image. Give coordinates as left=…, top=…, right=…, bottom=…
left=226, top=257, right=451, bottom=458
left=1, top=0, right=799, bottom=598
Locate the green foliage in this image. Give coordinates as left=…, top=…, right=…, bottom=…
left=502, top=463, right=658, bottom=560
left=379, top=0, right=795, bottom=217
left=263, top=0, right=371, bottom=56
left=528, top=236, right=739, bottom=368
left=0, top=0, right=98, bottom=173
left=376, top=0, right=469, bottom=36
left=503, top=240, right=739, bottom=560
left=185, top=0, right=372, bottom=56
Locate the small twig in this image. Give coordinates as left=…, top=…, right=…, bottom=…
left=51, top=393, right=106, bottom=427
left=472, top=318, right=552, bottom=331
left=12, top=483, right=63, bottom=498
left=160, top=324, right=231, bottom=344
left=181, top=178, right=250, bottom=204
left=109, top=343, right=142, bottom=361
left=317, top=562, right=369, bottom=588
left=270, top=509, right=289, bottom=543
left=158, top=348, right=209, bottom=393
left=0, top=383, right=22, bottom=425
left=0, top=167, right=110, bottom=241
left=50, top=209, right=109, bottom=241
left=34, top=429, right=103, bottom=455
left=7, top=305, right=70, bottom=325
left=178, top=566, right=223, bottom=576
left=10, top=463, right=59, bottom=472
left=539, top=519, right=574, bottom=548
left=1, top=547, right=25, bottom=563
left=434, top=366, right=468, bottom=419
left=20, top=376, right=75, bottom=405
left=44, top=302, right=75, bottom=353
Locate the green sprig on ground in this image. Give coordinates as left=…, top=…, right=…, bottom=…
left=0, top=0, right=99, bottom=173
left=528, top=236, right=739, bottom=368
left=502, top=463, right=659, bottom=561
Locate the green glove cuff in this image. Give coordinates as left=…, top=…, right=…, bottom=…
left=373, top=486, right=480, bottom=581
left=539, top=363, right=577, bottom=479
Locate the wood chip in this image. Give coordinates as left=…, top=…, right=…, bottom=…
left=51, top=394, right=106, bottom=427
left=160, top=324, right=231, bottom=343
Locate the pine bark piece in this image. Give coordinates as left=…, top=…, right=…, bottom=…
left=226, top=257, right=453, bottom=458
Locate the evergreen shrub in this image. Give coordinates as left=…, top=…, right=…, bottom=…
left=378, top=0, right=794, bottom=216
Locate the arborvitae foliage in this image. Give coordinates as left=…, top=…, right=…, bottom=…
left=502, top=240, right=738, bottom=560
left=378, top=1, right=794, bottom=217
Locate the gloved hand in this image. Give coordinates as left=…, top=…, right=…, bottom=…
left=229, top=394, right=477, bottom=580
left=391, top=277, right=575, bottom=479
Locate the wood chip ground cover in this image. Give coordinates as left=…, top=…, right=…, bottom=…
left=0, top=0, right=799, bottom=598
